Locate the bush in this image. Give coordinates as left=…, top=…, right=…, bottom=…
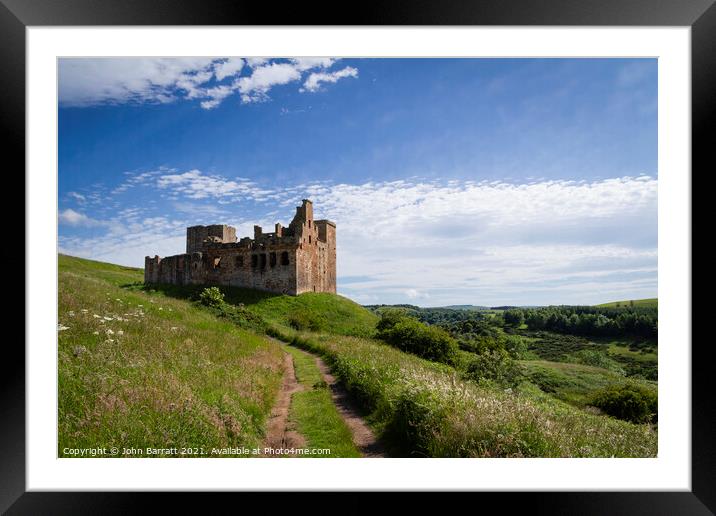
left=376, top=312, right=458, bottom=364
left=199, top=287, right=224, bottom=308
left=571, top=349, right=625, bottom=375
left=463, top=349, right=522, bottom=388
left=589, top=384, right=657, bottom=423
left=288, top=310, right=324, bottom=332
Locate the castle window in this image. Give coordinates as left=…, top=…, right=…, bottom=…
left=281, top=252, right=289, bottom=265
left=260, top=253, right=267, bottom=268
left=269, top=252, right=277, bottom=267
left=213, top=257, right=221, bottom=269
left=251, top=254, right=258, bottom=268
left=309, top=235, right=312, bottom=244
left=236, top=255, right=244, bottom=267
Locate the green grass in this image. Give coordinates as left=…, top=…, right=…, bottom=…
left=283, top=346, right=361, bottom=458
left=58, top=254, right=285, bottom=457
left=595, top=298, right=658, bottom=308
left=520, top=360, right=655, bottom=408
left=273, top=328, right=657, bottom=458
left=59, top=253, right=658, bottom=458
left=143, top=282, right=378, bottom=338
left=606, top=342, right=658, bottom=362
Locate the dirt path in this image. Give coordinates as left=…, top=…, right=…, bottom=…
left=262, top=352, right=306, bottom=456
left=313, top=354, right=386, bottom=458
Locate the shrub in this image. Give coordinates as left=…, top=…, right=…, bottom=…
left=288, top=310, right=324, bottom=332
left=504, top=334, right=527, bottom=359
left=589, top=384, right=657, bottom=423
left=376, top=313, right=458, bottom=364
left=463, top=349, right=522, bottom=388
left=571, top=349, right=626, bottom=375
left=199, top=286, right=224, bottom=308
left=375, top=308, right=410, bottom=332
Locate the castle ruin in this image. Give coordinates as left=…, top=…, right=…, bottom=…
left=144, top=199, right=336, bottom=295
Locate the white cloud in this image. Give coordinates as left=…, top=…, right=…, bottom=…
left=304, top=176, right=657, bottom=305
left=67, top=192, right=86, bottom=204
left=235, top=62, right=302, bottom=103
left=156, top=169, right=264, bottom=200
left=405, top=289, right=430, bottom=300
left=59, top=58, right=217, bottom=106
left=58, top=208, right=101, bottom=227
left=213, top=58, right=244, bottom=81
left=58, top=173, right=657, bottom=306
left=302, top=66, right=358, bottom=93
left=290, top=58, right=336, bottom=71
left=59, top=57, right=357, bottom=110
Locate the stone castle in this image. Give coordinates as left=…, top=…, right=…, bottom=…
left=144, top=199, right=336, bottom=295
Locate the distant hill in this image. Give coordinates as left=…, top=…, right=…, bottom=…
left=595, top=298, right=658, bottom=308
left=438, top=305, right=490, bottom=311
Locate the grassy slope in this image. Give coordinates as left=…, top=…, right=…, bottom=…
left=520, top=360, right=656, bottom=407
left=595, top=298, right=658, bottom=308
left=58, top=255, right=284, bottom=457
left=283, top=345, right=361, bottom=457
left=147, top=282, right=378, bottom=338
left=59, top=254, right=657, bottom=458
left=276, top=330, right=657, bottom=458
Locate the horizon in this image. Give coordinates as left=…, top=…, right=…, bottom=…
left=58, top=57, right=657, bottom=306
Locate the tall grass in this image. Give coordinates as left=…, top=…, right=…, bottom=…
left=273, top=329, right=657, bottom=458
left=58, top=255, right=284, bottom=457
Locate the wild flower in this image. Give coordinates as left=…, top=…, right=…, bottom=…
left=117, top=330, right=124, bottom=336
left=68, top=311, right=75, bottom=317
left=58, top=324, right=70, bottom=331
left=93, top=331, right=99, bottom=335
left=106, top=329, right=114, bottom=335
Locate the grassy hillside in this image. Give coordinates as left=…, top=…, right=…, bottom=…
left=59, top=254, right=657, bottom=458
left=58, top=254, right=284, bottom=457
left=273, top=329, right=657, bottom=457
left=149, top=282, right=378, bottom=338
left=521, top=359, right=656, bottom=408
left=595, top=298, right=658, bottom=308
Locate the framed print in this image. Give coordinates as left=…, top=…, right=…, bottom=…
left=5, top=0, right=713, bottom=512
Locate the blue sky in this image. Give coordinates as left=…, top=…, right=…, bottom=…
left=58, top=57, right=657, bottom=306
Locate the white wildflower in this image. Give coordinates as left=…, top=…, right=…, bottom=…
left=58, top=324, right=70, bottom=331
left=106, top=329, right=114, bottom=335
left=117, top=330, right=124, bottom=336
left=93, top=331, right=100, bottom=335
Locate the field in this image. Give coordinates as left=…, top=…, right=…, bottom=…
left=58, top=255, right=284, bottom=457
left=58, top=254, right=658, bottom=458
left=595, top=298, right=658, bottom=308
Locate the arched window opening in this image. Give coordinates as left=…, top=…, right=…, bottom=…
left=281, top=252, right=289, bottom=265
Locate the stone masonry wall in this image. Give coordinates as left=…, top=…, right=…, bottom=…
left=144, top=200, right=336, bottom=296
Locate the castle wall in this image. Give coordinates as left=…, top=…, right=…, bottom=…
left=145, top=200, right=335, bottom=296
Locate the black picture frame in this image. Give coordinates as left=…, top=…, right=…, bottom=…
left=5, top=0, right=712, bottom=512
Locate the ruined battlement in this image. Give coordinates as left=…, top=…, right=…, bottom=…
left=144, top=200, right=336, bottom=296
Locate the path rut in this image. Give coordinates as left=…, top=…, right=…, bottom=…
left=264, top=338, right=386, bottom=457
left=313, top=354, right=386, bottom=457
left=262, top=352, right=306, bottom=455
